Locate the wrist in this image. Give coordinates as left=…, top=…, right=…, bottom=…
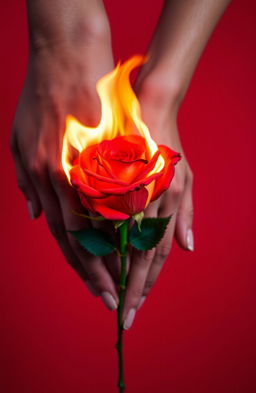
left=27, top=8, right=113, bottom=90
left=28, top=2, right=111, bottom=54
left=135, top=64, right=185, bottom=116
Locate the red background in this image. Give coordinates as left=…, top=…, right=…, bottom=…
left=1, top=1, right=256, bottom=392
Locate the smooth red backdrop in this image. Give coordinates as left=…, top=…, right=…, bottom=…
left=1, top=1, right=256, bottom=392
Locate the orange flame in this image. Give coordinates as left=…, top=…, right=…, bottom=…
left=62, top=55, right=164, bottom=182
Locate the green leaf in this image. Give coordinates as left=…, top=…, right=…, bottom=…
left=69, top=228, right=116, bottom=256
left=132, top=211, right=144, bottom=232
left=129, top=216, right=172, bottom=251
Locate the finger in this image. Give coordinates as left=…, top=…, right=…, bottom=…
left=104, top=252, right=123, bottom=286
left=73, top=242, right=119, bottom=310
left=92, top=217, right=122, bottom=286
left=175, top=169, right=194, bottom=251
left=42, top=193, right=89, bottom=282
left=122, top=201, right=159, bottom=329
left=10, top=136, right=42, bottom=219
left=51, top=168, right=119, bottom=310
left=42, top=192, right=89, bottom=283
left=142, top=208, right=177, bottom=300
left=27, top=161, right=90, bottom=287
left=139, top=181, right=183, bottom=307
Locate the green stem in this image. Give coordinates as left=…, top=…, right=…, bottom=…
left=116, top=220, right=129, bottom=393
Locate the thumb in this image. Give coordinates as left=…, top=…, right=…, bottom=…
left=175, top=169, right=194, bottom=251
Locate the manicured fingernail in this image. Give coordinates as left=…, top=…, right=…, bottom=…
left=186, top=229, right=194, bottom=251
left=101, top=292, right=118, bottom=310
left=85, top=280, right=100, bottom=297
left=27, top=200, right=35, bottom=220
left=123, top=308, right=136, bottom=330
left=137, top=296, right=146, bottom=310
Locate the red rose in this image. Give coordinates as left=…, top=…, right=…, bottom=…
left=69, top=134, right=181, bottom=220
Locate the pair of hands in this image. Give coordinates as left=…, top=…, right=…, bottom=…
left=11, top=29, right=194, bottom=330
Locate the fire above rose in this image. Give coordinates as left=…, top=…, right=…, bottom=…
left=61, top=55, right=181, bottom=220
left=61, top=55, right=181, bottom=393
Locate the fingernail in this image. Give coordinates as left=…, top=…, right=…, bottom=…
left=27, top=200, right=35, bottom=220
left=186, top=228, right=194, bottom=251
left=123, top=308, right=136, bottom=330
left=137, top=296, right=146, bottom=310
left=101, top=291, right=118, bottom=310
left=85, top=280, right=100, bottom=297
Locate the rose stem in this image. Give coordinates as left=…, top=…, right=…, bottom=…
left=116, top=220, right=129, bottom=393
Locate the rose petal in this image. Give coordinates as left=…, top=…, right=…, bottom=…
left=101, top=157, right=147, bottom=183
left=97, top=135, right=148, bottom=183
left=70, top=167, right=106, bottom=198
left=92, top=203, right=130, bottom=220
left=79, top=144, right=98, bottom=173
left=98, top=135, right=146, bottom=162
left=151, top=146, right=181, bottom=201
left=132, top=151, right=160, bottom=182
left=94, top=155, right=119, bottom=180
left=100, top=170, right=162, bottom=195
left=75, top=181, right=106, bottom=198
left=83, top=168, right=128, bottom=185
left=105, top=187, right=148, bottom=216
left=70, top=165, right=87, bottom=183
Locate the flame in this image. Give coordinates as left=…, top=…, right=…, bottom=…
left=62, top=55, right=164, bottom=182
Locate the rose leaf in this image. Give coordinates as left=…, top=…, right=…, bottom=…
left=129, top=216, right=172, bottom=251
left=69, top=228, right=116, bottom=256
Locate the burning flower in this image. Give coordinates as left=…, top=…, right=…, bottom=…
left=69, top=134, right=180, bottom=220
left=62, top=55, right=181, bottom=219
left=62, top=55, right=181, bottom=393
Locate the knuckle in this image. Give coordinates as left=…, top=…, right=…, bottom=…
left=187, top=168, right=194, bottom=185
left=133, top=250, right=154, bottom=267
left=28, top=159, right=44, bottom=179
left=145, top=279, right=154, bottom=290
left=186, top=207, right=194, bottom=218
left=170, top=178, right=185, bottom=197
left=143, top=250, right=155, bottom=264
left=154, top=245, right=171, bottom=263
left=131, top=287, right=144, bottom=299
left=86, top=271, right=100, bottom=284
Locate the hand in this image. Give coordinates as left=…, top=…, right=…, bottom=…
left=122, top=75, right=194, bottom=329
left=10, top=24, right=122, bottom=310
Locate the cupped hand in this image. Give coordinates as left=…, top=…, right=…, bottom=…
left=122, top=76, right=194, bottom=329
left=10, top=32, right=122, bottom=310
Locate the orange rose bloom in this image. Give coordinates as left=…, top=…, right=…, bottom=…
left=70, top=134, right=181, bottom=220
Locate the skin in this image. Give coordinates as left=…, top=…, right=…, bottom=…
left=11, top=0, right=231, bottom=329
